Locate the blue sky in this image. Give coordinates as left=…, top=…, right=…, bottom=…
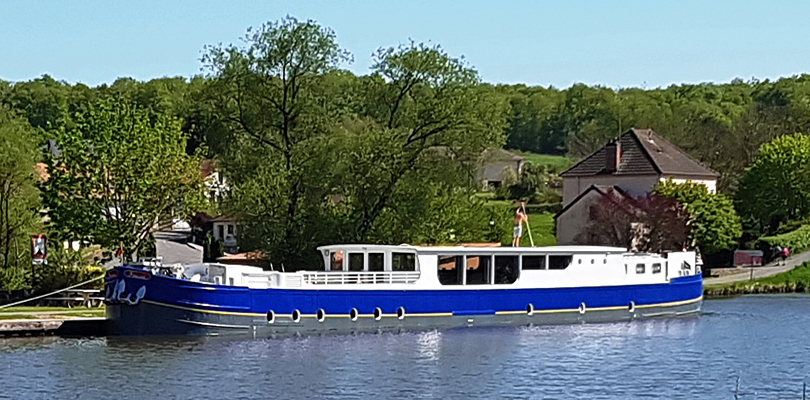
left=2, top=0, right=809, bottom=89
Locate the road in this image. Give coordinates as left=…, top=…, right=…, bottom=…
left=704, top=250, right=810, bottom=285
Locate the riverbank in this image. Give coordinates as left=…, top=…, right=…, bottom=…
left=704, top=261, right=810, bottom=298
left=0, top=306, right=107, bottom=337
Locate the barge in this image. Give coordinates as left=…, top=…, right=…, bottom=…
left=105, top=245, right=702, bottom=336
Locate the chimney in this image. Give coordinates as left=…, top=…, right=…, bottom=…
left=604, top=139, right=620, bottom=173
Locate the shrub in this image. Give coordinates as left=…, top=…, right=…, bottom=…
left=758, top=224, right=810, bottom=257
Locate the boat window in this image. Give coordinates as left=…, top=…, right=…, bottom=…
left=652, top=263, right=662, bottom=274
left=330, top=251, right=344, bottom=271
left=438, top=255, right=463, bottom=285
left=548, top=255, right=572, bottom=270
left=348, top=253, right=364, bottom=272
left=392, top=253, right=416, bottom=271
left=522, top=255, right=546, bottom=270
left=465, top=256, right=491, bottom=285
left=495, top=256, right=519, bottom=284
left=636, top=263, right=645, bottom=274
left=369, top=253, right=384, bottom=272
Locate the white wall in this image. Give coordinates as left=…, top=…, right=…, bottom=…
left=661, top=177, right=716, bottom=194
left=556, top=190, right=603, bottom=245
left=562, top=175, right=661, bottom=206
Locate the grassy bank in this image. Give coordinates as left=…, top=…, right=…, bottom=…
left=523, top=212, right=556, bottom=247
left=514, top=152, right=573, bottom=173
left=0, top=306, right=105, bottom=320
left=704, top=262, right=810, bottom=298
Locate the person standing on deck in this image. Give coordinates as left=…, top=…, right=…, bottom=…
left=513, top=203, right=529, bottom=247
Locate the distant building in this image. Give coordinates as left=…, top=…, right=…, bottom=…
left=556, top=128, right=719, bottom=245
left=201, top=159, right=228, bottom=204
left=479, top=148, right=524, bottom=188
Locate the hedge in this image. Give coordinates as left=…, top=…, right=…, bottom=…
left=758, top=224, right=810, bottom=257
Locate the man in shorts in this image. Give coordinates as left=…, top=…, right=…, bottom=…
left=512, top=203, right=529, bottom=247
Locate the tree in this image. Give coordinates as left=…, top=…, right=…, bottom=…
left=736, top=134, right=810, bottom=235
left=655, top=180, right=742, bottom=254
left=575, top=190, right=688, bottom=253
left=0, top=106, right=41, bottom=286
left=334, top=42, right=509, bottom=244
left=41, top=98, right=203, bottom=261
left=203, top=17, right=352, bottom=266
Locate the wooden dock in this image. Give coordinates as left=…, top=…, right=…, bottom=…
left=0, top=318, right=109, bottom=337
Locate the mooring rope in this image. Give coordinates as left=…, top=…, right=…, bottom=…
left=0, top=276, right=105, bottom=310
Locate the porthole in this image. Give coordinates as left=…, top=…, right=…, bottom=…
left=350, top=308, right=359, bottom=321
left=266, top=310, right=275, bottom=324
left=526, top=303, right=534, bottom=316
left=578, top=259, right=582, bottom=264
left=292, top=309, right=301, bottom=323
left=374, top=307, right=383, bottom=321
left=628, top=301, right=635, bottom=313
left=579, top=302, right=586, bottom=315
left=590, top=259, right=594, bottom=264
left=397, top=307, right=406, bottom=320
left=317, top=309, right=326, bottom=322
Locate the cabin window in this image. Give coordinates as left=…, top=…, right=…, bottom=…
left=392, top=253, right=416, bottom=271
left=369, top=253, right=384, bottom=272
left=548, top=255, right=572, bottom=270
left=652, top=263, right=662, bottom=274
left=465, top=256, right=491, bottom=285
left=636, top=263, right=645, bottom=274
left=330, top=251, right=344, bottom=271
left=522, top=255, right=546, bottom=270
left=438, top=255, right=464, bottom=285
left=495, top=256, right=519, bottom=284
left=348, top=253, right=364, bottom=272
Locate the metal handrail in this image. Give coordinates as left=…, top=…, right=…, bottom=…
left=301, top=271, right=420, bottom=285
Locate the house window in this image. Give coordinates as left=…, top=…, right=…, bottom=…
left=227, top=225, right=234, bottom=235
left=652, top=263, right=662, bottom=274
left=438, top=255, right=463, bottom=285
left=217, top=225, right=224, bottom=240
left=636, top=263, right=645, bottom=274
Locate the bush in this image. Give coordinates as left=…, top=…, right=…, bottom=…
left=758, top=224, right=810, bottom=258
left=32, top=264, right=104, bottom=294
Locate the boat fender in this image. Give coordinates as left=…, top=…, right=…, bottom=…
left=579, top=302, right=586, bottom=315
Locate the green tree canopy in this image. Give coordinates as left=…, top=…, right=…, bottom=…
left=41, top=97, right=204, bottom=261
left=655, top=179, right=742, bottom=254
left=736, top=134, right=810, bottom=235
left=0, top=106, right=42, bottom=288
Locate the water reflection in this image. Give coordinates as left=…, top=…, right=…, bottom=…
left=2, top=297, right=810, bottom=399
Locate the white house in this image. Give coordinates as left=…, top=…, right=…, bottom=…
left=556, top=128, right=719, bottom=245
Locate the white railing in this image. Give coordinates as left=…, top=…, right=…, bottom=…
left=300, top=271, right=421, bottom=285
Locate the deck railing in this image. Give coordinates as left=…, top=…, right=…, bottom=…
left=300, top=271, right=421, bottom=285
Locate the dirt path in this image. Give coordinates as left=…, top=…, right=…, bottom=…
left=704, top=251, right=810, bottom=285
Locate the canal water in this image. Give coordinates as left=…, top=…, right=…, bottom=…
left=1, top=296, right=809, bottom=400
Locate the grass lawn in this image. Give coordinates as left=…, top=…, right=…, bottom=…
left=0, top=306, right=105, bottom=319
left=522, top=212, right=556, bottom=247
left=513, top=151, right=574, bottom=173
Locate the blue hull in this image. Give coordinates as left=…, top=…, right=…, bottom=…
left=105, top=266, right=703, bottom=336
